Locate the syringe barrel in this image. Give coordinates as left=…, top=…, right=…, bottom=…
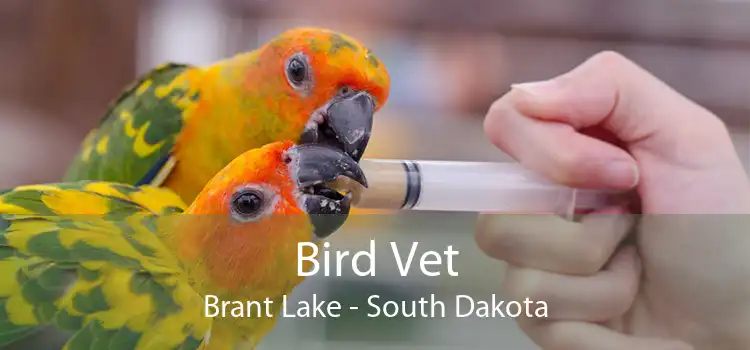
left=348, top=159, right=626, bottom=213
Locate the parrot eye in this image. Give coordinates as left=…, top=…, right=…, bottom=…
left=230, top=188, right=266, bottom=221
left=287, top=59, right=306, bottom=83
left=285, top=53, right=313, bottom=91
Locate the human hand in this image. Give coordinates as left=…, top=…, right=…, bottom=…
left=476, top=51, right=750, bottom=349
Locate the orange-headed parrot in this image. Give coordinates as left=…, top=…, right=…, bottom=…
left=0, top=141, right=367, bottom=349
left=64, top=27, right=389, bottom=204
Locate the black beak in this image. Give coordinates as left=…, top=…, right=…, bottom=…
left=285, top=144, right=368, bottom=239
left=299, top=91, right=375, bottom=162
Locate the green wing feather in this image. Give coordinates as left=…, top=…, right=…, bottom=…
left=0, top=181, right=209, bottom=350
left=63, top=63, right=196, bottom=186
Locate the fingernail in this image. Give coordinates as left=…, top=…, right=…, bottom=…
left=510, top=79, right=560, bottom=96
left=604, top=160, right=640, bottom=189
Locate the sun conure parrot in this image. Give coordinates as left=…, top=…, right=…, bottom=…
left=63, top=27, right=389, bottom=205
left=0, top=141, right=367, bottom=350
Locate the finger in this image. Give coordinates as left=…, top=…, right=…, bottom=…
left=511, top=51, right=723, bottom=154
left=483, top=51, right=733, bottom=190
left=475, top=207, right=634, bottom=275
left=502, top=246, right=641, bottom=322
left=484, top=95, right=638, bottom=190
left=519, top=320, right=693, bottom=350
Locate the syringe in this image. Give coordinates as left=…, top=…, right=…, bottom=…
left=333, top=159, right=632, bottom=215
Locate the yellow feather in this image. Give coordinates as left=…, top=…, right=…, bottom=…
left=132, top=121, right=167, bottom=157
left=136, top=79, right=153, bottom=96
left=0, top=202, right=33, bottom=215
left=57, top=279, right=98, bottom=317
left=5, top=220, right=59, bottom=252
left=80, top=131, right=96, bottom=162
left=97, top=269, right=154, bottom=332
left=82, top=182, right=130, bottom=200
left=120, top=110, right=137, bottom=137
left=6, top=293, right=36, bottom=325
left=96, top=135, right=109, bottom=155
left=56, top=227, right=142, bottom=261
left=0, top=259, right=36, bottom=325
left=12, top=184, right=66, bottom=193
left=41, top=190, right=112, bottom=215
left=136, top=313, right=193, bottom=349
left=129, top=186, right=186, bottom=213
left=0, top=260, right=23, bottom=296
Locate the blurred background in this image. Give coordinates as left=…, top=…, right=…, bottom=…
left=1, top=0, right=749, bottom=349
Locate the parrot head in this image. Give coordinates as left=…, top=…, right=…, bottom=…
left=180, top=141, right=367, bottom=292
left=234, top=27, right=390, bottom=162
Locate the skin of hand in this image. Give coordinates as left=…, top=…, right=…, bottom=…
left=475, top=51, right=750, bottom=350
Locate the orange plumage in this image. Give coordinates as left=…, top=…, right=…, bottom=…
left=169, top=141, right=309, bottom=295
left=64, top=27, right=390, bottom=215
left=165, top=27, right=390, bottom=202
left=160, top=140, right=366, bottom=349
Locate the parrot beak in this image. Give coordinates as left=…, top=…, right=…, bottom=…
left=285, top=143, right=368, bottom=239
left=300, top=91, right=376, bottom=162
